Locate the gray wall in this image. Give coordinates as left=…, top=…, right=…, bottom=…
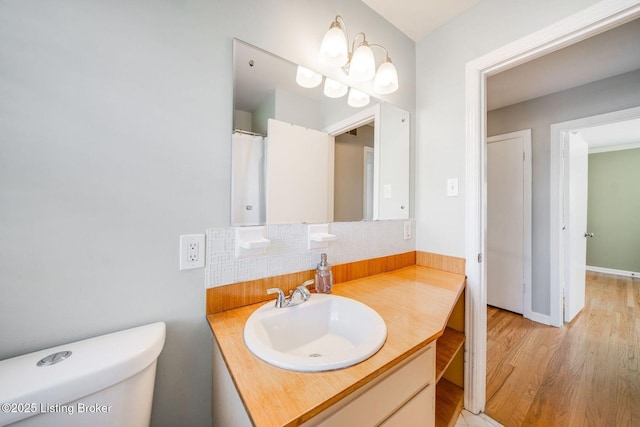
left=414, top=0, right=600, bottom=257
left=487, top=69, right=640, bottom=315
left=587, top=148, right=640, bottom=272
left=252, top=90, right=276, bottom=135
left=334, top=126, right=374, bottom=221
left=0, top=1, right=415, bottom=426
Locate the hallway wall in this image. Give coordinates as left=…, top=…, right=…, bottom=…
left=487, top=69, right=640, bottom=314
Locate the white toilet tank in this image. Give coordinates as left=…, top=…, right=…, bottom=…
left=0, top=322, right=166, bottom=427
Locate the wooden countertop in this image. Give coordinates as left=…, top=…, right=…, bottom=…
left=207, top=265, right=466, bottom=427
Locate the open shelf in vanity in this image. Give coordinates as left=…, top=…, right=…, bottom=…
left=435, top=290, right=466, bottom=427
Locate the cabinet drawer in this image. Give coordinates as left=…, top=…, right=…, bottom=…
left=311, top=342, right=435, bottom=427
left=380, top=383, right=435, bottom=427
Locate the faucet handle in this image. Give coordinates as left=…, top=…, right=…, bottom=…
left=300, top=279, right=315, bottom=289
left=295, top=279, right=315, bottom=301
left=266, top=288, right=286, bottom=308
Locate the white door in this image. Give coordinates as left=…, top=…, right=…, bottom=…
left=563, top=131, right=589, bottom=322
left=266, top=118, right=335, bottom=224
left=487, top=130, right=532, bottom=315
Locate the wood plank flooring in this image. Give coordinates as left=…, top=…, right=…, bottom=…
left=485, top=271, right=640, bottom=427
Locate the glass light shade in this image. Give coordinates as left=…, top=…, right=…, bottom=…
left=323, top=78, right=348, bottom=98
left=348, top=43, right=375, bottom=82
left=373, top=59, right=399, bottom=95
left=347, top=88, right=370, bottom=108
left=296, top=65, right=322, bottom=88
left=319, top=25, right=348, bottom=68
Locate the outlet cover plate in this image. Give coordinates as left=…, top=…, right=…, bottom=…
left=179, top=234, right=205, bottom=270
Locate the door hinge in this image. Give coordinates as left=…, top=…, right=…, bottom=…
left=477, top=253, right=483, bottom=263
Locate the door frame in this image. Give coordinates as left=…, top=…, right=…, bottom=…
left=363, top=146, right=375, bottom=219
left=464, top=0, right=640, bottom=414
left=486, top=130, right=533, bottom=319
left=324, top=104, right=381, bottom=220
left=549, top=105, right=640, bottom=326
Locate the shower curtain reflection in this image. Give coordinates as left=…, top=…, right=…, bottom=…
left=231, top=131, right=266, bottom=226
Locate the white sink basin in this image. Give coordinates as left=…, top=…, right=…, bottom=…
left=244, top=293, right=387, bottom=372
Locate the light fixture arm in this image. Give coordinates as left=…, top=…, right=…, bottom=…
left=328, top=16, right=389, bottom=67
left=368, top=43, right=391, bottom=61
left=350, top=32, right=368, bottom=55
left=334, top=15, right=349, bottom=50
left=342, top=32, right=369, bottom=75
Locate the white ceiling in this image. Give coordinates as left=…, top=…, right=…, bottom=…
left=361, top=0, right=481, bottom=41
left=364, top=2, right=640, bottom=112
left=580, top=118, right=640, bottom=152
left=487, top=18, right=640, bottom=111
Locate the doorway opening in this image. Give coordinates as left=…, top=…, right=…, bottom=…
left=325, top=104, right=381, bottom=221
left=464, top=1, right=640, bottom=415
left=333, top=122, right=375, bottom=222
left=549, top=106, right=640, bottom=326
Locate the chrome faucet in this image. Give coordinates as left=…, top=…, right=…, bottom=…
left=266, top=280, right=314, bottom=308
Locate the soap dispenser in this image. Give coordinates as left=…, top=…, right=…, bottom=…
left=315, top=253, right=333, bottom=294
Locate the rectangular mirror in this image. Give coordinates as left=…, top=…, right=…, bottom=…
left=231, top=39, right=409, bottom=226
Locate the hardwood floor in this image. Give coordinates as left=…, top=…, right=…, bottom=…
left=485, top=271, right=640, bottom=427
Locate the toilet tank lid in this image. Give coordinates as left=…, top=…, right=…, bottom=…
left=0, top=322, right=165, bottom=425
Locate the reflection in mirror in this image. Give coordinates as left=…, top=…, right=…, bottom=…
left=334, top=121, right=374, bottom=222
left=231, top=131, right=265, bottom=226
left=266, top=118, right=334, bottom=225
left=231, top=39, right=409, bottom=226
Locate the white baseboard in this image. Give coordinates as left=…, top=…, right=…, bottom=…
left=586, top=265, right=640, bottom=278
left=526, top=311, right=555, bottom=327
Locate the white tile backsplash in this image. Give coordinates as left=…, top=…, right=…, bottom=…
left=205, top=220, right=415, bottom=288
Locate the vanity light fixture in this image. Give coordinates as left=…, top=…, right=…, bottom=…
left=319, top=19, right=349, bottom=68
left=373, top=57, right=399, bottom=95
left=323, top=77, right=348, bottom=98
left=348, top=39, right=376, bottom=82
left=295, top=65, right=323, bottom=88
left=318, top=15, right=399, bottom=95
left=347, top=88, right=370, bottom=108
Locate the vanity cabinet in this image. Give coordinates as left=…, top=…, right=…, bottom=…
left=208, top=263, right=466, bottom=427
left=304, top=342, right=435, bottom=426
left=381, top=384, right=434, bottom=427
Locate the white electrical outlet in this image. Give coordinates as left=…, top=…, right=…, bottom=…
left=180, top=234, right=205, bottom=270
left=403, top=221, right=412, bottom=240
left=187, top=241, right=199, bottom=262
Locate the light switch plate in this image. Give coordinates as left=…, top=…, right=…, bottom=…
left=403, top=221, right=412, bottom=240
left=179, top=234, right=205, bottom=270
left=383, top=184, right=392, bottom=199
left=447, top=178, right=459, bottom=197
